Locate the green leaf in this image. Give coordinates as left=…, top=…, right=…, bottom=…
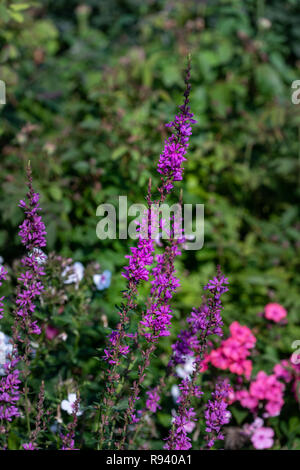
left=49, top=186, right=63, bottom=202
left=111, top=145, right=128, bottom=161
left=230, top=406, right=248, bottom=425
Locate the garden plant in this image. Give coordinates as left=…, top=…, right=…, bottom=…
left=0, top=0, right=299, bottom=452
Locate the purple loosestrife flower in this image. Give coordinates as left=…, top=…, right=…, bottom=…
left=117, top=62, right=196, bottom=450
left=110, top=60, right=195, bottom=357
left=146, top=388, right=161, bottom=413
left=16, top=167, right=47, bottom=335
left=0, top=359, right=21, bottom=422
left=1, top=165, right=47, bottom=437
left=0, top=263, right=21, bottom=428
left=122, top=214, right=155, bottom=284
left=157, top=60, right=196, bottom=194
left=61, top=395, right=80, bottom=450
left=165, top=268, right=229, bottom=450
left=103, top=215, right=156, bottom=366
left=102, top=330, right=130, bottom=365
left=177, top=379, right=203, bottom=404
left=164, top=375, right=203, bottom=450
left=100, top=60, right=196, bottom=450
left=170, top=268, right=229, bottom=367
left=164, top=408, right=197, bottom=450
left=140, top=222, right=183, bottom=342
left=204, top=380, right=232, bottom=448
left=120, top=229, right=184, bottom=446
left=23, top=443, right=36, bottom=450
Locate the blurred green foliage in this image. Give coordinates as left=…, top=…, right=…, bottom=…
left=0, top=0, right=300, bottom=449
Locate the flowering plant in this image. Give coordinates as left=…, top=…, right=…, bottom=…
left=0, top=59, right=298, bottom=451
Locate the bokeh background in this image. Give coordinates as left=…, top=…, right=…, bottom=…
left=0, top=0, right=300, bottom=449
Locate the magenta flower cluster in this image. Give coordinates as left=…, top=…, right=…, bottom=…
left=0, top=261, right=21, bottom=424
left=157, top=65, right=196, bottom=194
left=204, top=380, right=232, bottom=448
left=164, top=270, right=230, bottom=450
left=164, top=407, right=197, bottom=450
left=122, top=215, right=155, bottom=284
left=170, top=270, right=229, bottom=367
left=0, top=359, right=21, bottom=422
left=141, top=240, right=182, bottom=342
left=17, top=182, right=47, bottom=335
left=206, top=321, right=256, bottom=379
left=0, top=167, right=48, bottom=446
left=235, top=370, right=285, bottom=417
left=146, top=388, right=161, bottom=413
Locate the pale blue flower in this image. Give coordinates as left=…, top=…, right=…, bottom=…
left=93, top=270, right=111, bottom=290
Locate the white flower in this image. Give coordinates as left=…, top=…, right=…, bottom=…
left=61, top=393, right=82, bottom=416
left=0, top=256, right=3, bottom=265
left=252, top=417, right=264, bottom=429
left=93, top=270, right=111, bottom=290
left=171, top=384, right=180, bottom=402
left=224, top=410, right=231, bottom=424
left=62, top=262, right=84, bottom=285
left=175, top=356, right=195, bottom=380
left=29, top=248, right=47, bottom=265
left=258, top=17, right=272, bottom=30
left=0, top=331, right=13, bottom=376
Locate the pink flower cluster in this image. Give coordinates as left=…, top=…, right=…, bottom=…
left=273, top=360, right=293, bottom=383
left=264, top=303, right=287, bottom=323
left=206, top=321, right=256, bottom=379
left=235, top=370, right=285, bottom=417
left=273, top=359, right=300, bottom=403
left=243, top=418, right=274, bottom=450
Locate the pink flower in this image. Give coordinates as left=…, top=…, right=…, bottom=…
left=236, top=371, right=285, bottom=417
left=273, top=361, right=293, bottom=383
left=45, top=325, right=60, bottom=341
left=223, top=338, right=248, bottom=361
left=264, top=303, right=287, bottom=323
left=251, top=427, right=274, bottom=449
left=250, top=371, right=268, bottom=400
left=235, top=390, right=258, bottom=410
left=229, top=321, right=256, bottom=348
left=229, top=359, right=252, bottom=379
left=265, top=400, right=283, bottom=417
left=23, top=443, right=36, bottom=450
left=243, top=417, right=264, bottom=436
left=206, top=321, right=256, bottom=379
left=210, top=349, right=229, bottom=370
left=184, top=421, right=196, bottom=433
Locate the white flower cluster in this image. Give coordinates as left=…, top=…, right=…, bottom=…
left=61, top=393, right=82, bottom=416
left=0, top=331, right=12, bottom=376
left=62, top=261, right=111, bottom=290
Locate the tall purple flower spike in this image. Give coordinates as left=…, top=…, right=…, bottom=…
left=164, top=268, right=229, bottom=450
left=204, top=380, right=232, bottom=448
left=104, top=59, right=196, bottom=366
left=0, top=255, right=20, bottom=426
left=0, top=164, right=47, bottom=433
left=17, top=164, right=47, bottom=335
